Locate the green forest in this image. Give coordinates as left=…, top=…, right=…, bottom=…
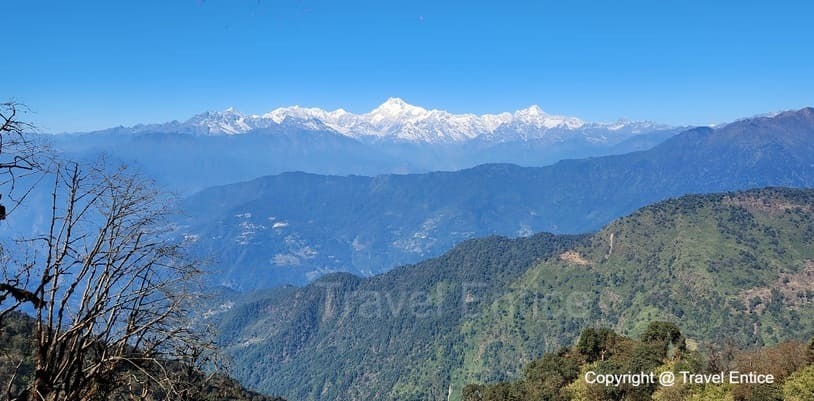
left=214, top=188, right=814, bottom=400
left=462, top=322, right=814, bottom=401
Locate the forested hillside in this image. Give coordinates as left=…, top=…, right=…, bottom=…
left=463, top=322, right=814, bottom=401
left=213, top=187, right=814, bottom=401
left=215, top=233, right=585, bottom=401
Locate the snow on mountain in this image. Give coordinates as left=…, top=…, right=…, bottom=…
left=186, top=107, right=258, bottom=135
left=104, top=98, right=670, bottom=144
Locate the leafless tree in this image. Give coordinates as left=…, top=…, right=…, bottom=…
left=1, top=161, right=213, bottom=401
left=0, top=102, right=49, bottom=212
left=0, top=101, right=49, bottom=325
left=0, top=102, right=225, bottom=401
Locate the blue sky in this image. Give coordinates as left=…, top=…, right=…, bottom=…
left=4, top=0, right=814, bottom=132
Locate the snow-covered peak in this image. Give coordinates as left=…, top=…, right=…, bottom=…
left=516, top=105, right=547, bottom=117
left=368, top=98, right=429, bottom=121
left=594, top=119, right=670, bottom=133
left=186, top=108, right=253, bottom=135
left=108, top=99, right=671, bottom=143
left=264, top=106, right=326, bottom=124
left=511, top=105, right=585, bottom=129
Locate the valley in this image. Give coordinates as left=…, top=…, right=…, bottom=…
left=210, top=187, right=814, bottom=401
left=179, top=108, right=814, bottom=289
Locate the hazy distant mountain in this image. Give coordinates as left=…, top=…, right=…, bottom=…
left=52, top=127, right=416, bottom=194
left=48, top=99, right=680, bottom=192
left=179, top=107, right=814, bottom=290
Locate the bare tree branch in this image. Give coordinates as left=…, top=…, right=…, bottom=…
left=2, top=161, right=212, bottom=401
left=0, top=102, right=230, bottom=401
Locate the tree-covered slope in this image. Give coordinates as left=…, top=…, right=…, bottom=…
left=215, top=233, right=587, bottom=401
left=459, top=188, right=814, bottom=390
left=182, top=108, right=814, bottom=290
left=463, top=322, right=814, bottom=401
left=213, top=187, right=814, bottom=401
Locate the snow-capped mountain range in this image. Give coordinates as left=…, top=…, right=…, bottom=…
left=117, top=97, right=670, bottom=144
left=56, top=98, right=684, bottom=193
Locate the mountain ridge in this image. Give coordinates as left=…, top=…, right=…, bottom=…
left=180, top=107, right=814, bottom=290
left=42, top=100, right=691, bottom=193
left=71, top=97, right=672, bottom=145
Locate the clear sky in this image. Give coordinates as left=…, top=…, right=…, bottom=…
left=4, top=0, right=814, bottom=132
